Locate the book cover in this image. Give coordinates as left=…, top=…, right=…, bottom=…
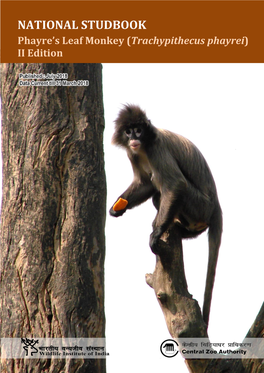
left=1, top=1, right=263, bottom=372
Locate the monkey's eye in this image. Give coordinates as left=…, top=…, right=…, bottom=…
left=134, top=128, right=142, bottom=138
left=125, top=128, right=133, bottom=138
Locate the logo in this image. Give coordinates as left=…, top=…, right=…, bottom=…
left=21, top=338, right=39, bottom=356
left=160, top=339, right=179, bottom=358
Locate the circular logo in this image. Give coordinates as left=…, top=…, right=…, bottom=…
left=160, top=339, right=179, bottom=358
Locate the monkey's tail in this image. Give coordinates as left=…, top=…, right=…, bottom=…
left=203, top=203, right=223, bottom=328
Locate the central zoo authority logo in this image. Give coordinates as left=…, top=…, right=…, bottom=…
left=160, top=339, right=179, bottom=358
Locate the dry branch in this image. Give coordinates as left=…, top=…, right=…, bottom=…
left=146, top=225, right=263, bottom=373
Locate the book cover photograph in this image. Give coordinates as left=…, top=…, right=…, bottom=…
left=0, top=1, right=263, bottom=373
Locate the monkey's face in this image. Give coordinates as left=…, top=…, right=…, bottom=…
left=125, top=127, right=143, bottom=153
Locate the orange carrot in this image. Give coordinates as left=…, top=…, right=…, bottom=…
left=113, top=198, right=128, bottom=211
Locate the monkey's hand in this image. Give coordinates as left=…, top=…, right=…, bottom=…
left=149, top=228, right=163, bottom=254
left=109, top=198, right=128, bottom=217
left=109, top=207, right=126, bottom=217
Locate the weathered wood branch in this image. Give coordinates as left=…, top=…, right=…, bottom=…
left=146, top=226, right=263, bottom=373
left=204, top=303, right=264, bottom=373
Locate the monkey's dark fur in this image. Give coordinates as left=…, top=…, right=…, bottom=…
left=110, top=104, right=222, bottom=327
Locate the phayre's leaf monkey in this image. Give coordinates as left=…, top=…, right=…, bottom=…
left=109, top=104, right=222, bottom=327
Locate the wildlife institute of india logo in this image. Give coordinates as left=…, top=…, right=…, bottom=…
left=21, top=338, right=39, bottom=356
left=160, top=339, right=179, bottom=358
left=16, top=338, right=109, bottom=358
